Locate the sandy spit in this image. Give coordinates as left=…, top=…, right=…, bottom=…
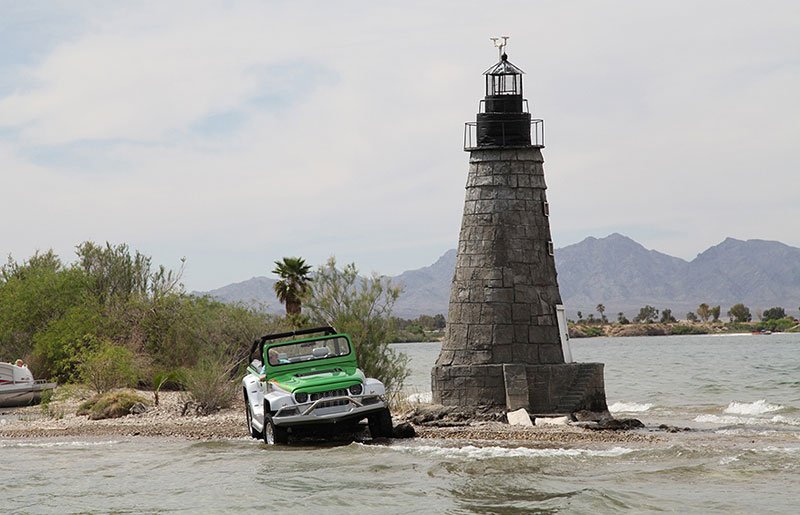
left=1, top=389, right=660, bottom=444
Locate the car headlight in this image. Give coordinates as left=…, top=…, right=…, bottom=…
left=294, top=392, right=308, bottom=403
left=349, top=383, right=363, bottom=395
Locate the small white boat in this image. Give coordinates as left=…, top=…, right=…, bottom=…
left=0, top=361, right=57, bottom=408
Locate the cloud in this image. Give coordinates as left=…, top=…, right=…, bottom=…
left=1, top=1, right=799, bottom=290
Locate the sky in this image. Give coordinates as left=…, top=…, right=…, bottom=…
left=1, top=1, right=798, bottom=291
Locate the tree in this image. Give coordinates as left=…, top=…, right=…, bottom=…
left=633, top=305, right=659, bottom=324
left=577, top=311, right=583, bottom=321
left=660, top=308, right=676, bottom=323
left=76, top=242, right=183, bottom=306
left=686, top=312, right=698, bottom=322
left=79, top=340, right=138, bottom=393
left=697, top=303, right=710, bottom=323
left=305, top=257, right=409, bottom=399
left=596, top=303, right=606, bottom=323
left=727, top=303, right=752, bottom=323
left=762, top=307, right=786, bottom=321
left=272, top=257, right=313, bottom=316
left=617, top=312, right=630, bottom=325
left=710, top=305, right=721, bottom=322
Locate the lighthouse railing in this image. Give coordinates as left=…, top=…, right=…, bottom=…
left=463, top=119, right=544, bottom=150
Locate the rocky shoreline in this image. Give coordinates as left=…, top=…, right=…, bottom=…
left=0, top=389, right=662, bottom=444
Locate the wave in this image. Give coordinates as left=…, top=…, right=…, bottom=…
left=696, top=414, right=800, bottom=427
left=609, top=402, right=652, bottom=413
left=388, top=444, right=636, bottom=459
left=0, top=440, right=121, bottom=449
left=761, top=446, right=800, bottom=454
left=771, top=415, right=800, bottom=426
left=724, top=399, right=783, bottom=415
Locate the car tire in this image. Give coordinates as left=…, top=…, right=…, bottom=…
left=244, top=391, right=262, bottom=439
left=368, top=408, right=393, bottom=439
left=263, top=415, right=289, bottom=445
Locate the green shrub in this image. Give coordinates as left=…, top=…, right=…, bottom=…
left=755, top=317, right=797, bottom=332
left=670, top=324, right=708, bottom=335
left=79, top=341, right=139, bottom=393
left=77, top=390, right=150, bottom=420
left=152, top=369, right=185, bottom=406
left=30, top=304, right=103, bottom=383
left=182, top=356, right=237, bottom=415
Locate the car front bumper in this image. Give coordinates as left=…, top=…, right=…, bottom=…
left=271, top=395, right=387, bottom=427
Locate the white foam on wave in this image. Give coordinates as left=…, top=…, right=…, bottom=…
left=609, top=401, right=653, bottom=413
left=771, top=415, right=800, bottom=426
left=718, top=455, right=740, bottom=465
left=724, top=399, right=783, bottom=415
left=696, top=414, right=800, bottom=427
left=405, top=392, right=432, bottom=404
left=389, top=444, right=635, bottom=459
left=761, top=446, right=800, bottom=454
left=0, top=440, right=120, bottom=449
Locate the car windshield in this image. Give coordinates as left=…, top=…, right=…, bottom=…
left=267, top=336, right=351, bottom=366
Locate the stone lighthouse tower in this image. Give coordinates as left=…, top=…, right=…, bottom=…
left=431, top=39, right=607, bottom=415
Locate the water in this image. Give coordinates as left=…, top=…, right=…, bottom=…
left=3, top=334, right=799, bottom=513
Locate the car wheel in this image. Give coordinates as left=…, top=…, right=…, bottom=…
left=244, top=392, right=262, bottom=439
left=263, top=415, right=289, bottom=445
left=368, top=408, right=393, bottom=439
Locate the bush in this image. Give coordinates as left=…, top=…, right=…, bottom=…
left=77, top=390, right=150, bottom=420
left=79, top=341, right=139, bottom=393
left=670, top=324, right=708, bottom=335
left=756, top=317, right=797, bottom=332
left=31, top=304, right=103, bottom=383
left=182, top=356, right=237, bottom=415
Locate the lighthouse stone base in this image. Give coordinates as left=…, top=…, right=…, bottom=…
left=431, top=362, right=607, bottom=415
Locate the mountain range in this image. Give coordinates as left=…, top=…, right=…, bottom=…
left=197, top=234, right=800, bottom=319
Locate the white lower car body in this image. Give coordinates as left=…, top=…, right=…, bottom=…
left=243, top=374, right=387, bottom=434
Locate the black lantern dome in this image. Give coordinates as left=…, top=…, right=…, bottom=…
left=464, top=39, right=544, bottom=150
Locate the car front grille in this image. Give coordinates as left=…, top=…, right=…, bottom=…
left=310, top=388, right=350, bottom=409
left=310, top=388, right=348, bottom=401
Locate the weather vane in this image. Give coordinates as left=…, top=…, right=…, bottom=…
left=490, top=36, right=509, bottom=59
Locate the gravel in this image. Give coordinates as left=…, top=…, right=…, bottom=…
left=0, top=388, right=661, bottom=444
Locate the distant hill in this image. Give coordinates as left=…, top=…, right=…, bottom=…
left=197, top=276, right=280, bottom=311
left=391, top=249, right=456, bottom=318
left=196, top=235, right=800, bottom=319
left=556, top=234, right=800, bottom=318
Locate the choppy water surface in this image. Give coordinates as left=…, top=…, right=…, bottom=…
left=3, top=334, right=800, bottom=513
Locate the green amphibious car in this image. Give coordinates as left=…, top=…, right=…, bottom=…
left=242, top=326, right=393, bottom=445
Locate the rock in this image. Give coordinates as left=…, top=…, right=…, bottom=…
left=587, top=418, right=645, bottom=431
left=658, top=424, right=692, bottom=433
left=392, top=422, right=416, bottom=439
left=402, top=404, right=504, bottom=426
left=129, top=402, right=147, bottom=415
left=572, top=410, right=611, bottom=422
left=534, top=416, right=570, bottom=427
left=506, top=408, right=533, bottom=426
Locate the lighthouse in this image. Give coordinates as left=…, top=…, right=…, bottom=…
left=431, top=39, right=608, bottom=415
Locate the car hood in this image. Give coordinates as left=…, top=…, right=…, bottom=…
left=271, top=366, right=364, bottom=393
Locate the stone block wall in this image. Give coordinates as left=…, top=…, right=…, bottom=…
left=431, top=362, right=608, bottom=414
left=434, top=147, right=564, bottom=369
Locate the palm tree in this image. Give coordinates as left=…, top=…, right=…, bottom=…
left=596, top=303, right=606, bottom=323
left=272, top=257, right=313, bottom=315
